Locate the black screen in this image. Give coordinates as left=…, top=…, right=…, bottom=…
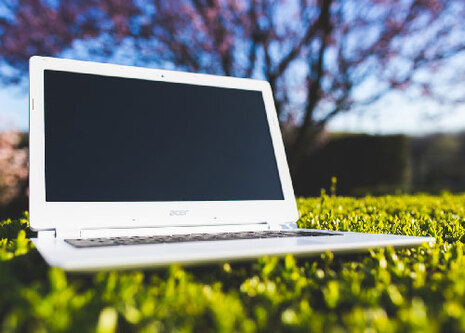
left=44, top=70, right=284, bottom=201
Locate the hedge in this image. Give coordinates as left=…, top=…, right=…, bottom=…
left=294, top=134, right=410, bottom=196
left=1, top=193, right=465, bottom=332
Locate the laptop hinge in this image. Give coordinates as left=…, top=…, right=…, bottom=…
left=79, top=222, right=272, bottom=239
left=38, top=222, right=290, bottom=239
left=55, top=228, right=81, bottom=239
left=37, top=230, right=56, bottom=239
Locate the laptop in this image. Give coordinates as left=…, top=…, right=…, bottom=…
left=29, top=56, right=434, bottom=271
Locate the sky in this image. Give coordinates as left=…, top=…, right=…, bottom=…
left=0, top=85, right=27, bottom=131
left=1, top=82, right=465, bottom=135
left=327, top=91, right=465, bottom=135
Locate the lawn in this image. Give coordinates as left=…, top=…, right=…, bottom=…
left=1, top=193, right=465, bottom=332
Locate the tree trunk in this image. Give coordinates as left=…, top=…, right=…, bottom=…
left=287, top=0, right=333, bottom=177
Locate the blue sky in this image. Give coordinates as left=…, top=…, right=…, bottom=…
left=328, top=91, right=465, bottom=135
left=0, top=85, right=27, bottom=131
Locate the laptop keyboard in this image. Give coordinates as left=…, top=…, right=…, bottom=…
left=65, top=230, right=339, bottom=248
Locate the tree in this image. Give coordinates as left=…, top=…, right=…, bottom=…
left=1, top=0, right=464, bottom=174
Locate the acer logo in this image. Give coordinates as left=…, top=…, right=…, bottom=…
left=169, top=210, right=189, bottom=216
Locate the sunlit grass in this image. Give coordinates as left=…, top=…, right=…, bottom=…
left=1, top=193, right=465, bottom=332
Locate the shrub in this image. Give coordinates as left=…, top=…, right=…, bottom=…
left=0, top=131, right=28, bottom=220
left=1, top=193, right=465, bottom=332
left=295, top=134, right=410, bottom=196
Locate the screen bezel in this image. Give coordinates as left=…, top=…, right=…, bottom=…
left=29, top=56, right=298, bottom=231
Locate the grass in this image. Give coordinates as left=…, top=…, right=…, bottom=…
left=1, top=193, right=465, bottom=332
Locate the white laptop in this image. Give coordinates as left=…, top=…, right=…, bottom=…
left=29, top=56, right=433, bottom=271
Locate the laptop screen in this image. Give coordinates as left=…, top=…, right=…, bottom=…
left=44, top=70, right=284, bottom=202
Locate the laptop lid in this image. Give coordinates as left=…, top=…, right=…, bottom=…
left=29, top=56, right=298, bottom=231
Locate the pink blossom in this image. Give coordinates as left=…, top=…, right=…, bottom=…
left=0, top=132, right=29, bottom=207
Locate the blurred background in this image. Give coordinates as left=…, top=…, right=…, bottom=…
left=0, top=0, right=464, bottom=220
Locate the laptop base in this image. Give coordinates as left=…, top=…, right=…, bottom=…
left=32, top=229, right=434, bottom=272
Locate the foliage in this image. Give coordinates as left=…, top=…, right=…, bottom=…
left=295, top=134, right=410, bottom=196
left=411, top=132, right=465, bottom=193
left=0, top=131, right=28, bottom=220
left=1, top=193, right=465, bottom=332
